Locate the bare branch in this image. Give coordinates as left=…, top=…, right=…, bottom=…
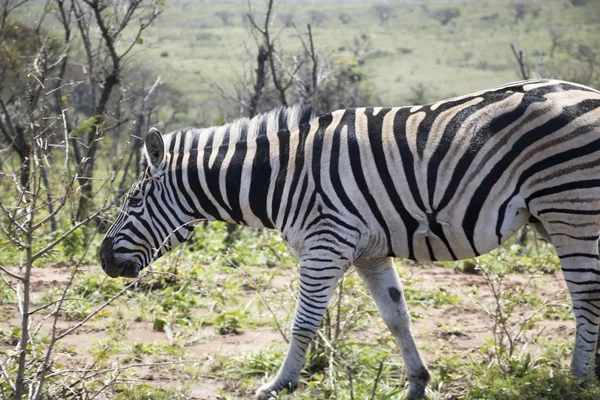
left=510, top=43, right=530, bottom=80
left=0, top=264, right=25, bottom=281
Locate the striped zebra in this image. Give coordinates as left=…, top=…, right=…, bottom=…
left=101, top=79, right=600, bottom=399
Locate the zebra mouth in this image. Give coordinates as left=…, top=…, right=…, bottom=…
left=120, top=261, right=141, bottom=278
left=101, top=259, right=140, bottom=279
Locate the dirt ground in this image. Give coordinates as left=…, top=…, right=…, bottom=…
left=0, top=262, right=574, bottom=399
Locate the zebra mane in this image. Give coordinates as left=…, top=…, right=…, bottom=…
left=161, top=105, right=313, bottom=156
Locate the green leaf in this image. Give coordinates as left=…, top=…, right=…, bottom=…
left=73, top=116, right=97, bottom=137
left=153, top=318, right=166, bottom=332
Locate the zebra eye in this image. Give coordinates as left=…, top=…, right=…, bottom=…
left=129, top=197, right=143, bottom=207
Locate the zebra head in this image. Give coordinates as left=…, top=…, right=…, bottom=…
left=100, top=128, right=196, bottom=278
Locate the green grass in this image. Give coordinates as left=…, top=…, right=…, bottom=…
left=2, top=223, right=599, bottom=398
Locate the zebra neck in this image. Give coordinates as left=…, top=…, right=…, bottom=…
left=177, top=127, right=283, bottom=230
left=171, top=106, right=313, bottom=230
left=201, top=139, right=278, bottom=229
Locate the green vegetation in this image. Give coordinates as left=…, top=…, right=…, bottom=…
left=129, top=0, right=599, bottom=124
left=15, top=0, right=599, bottom=126
left=4, top=226, right=598, bottom=398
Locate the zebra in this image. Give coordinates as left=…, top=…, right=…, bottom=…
left=100, top=79, right=600, bottom=399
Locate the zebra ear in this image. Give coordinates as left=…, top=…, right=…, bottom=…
left=144, top=128, right=165, bottom=168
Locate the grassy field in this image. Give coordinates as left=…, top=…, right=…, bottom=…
left=2, top=225, right=600, bottom=399
left=129, top=0, right=599, bottom=125
left=15, top=0, right=600, bottom=124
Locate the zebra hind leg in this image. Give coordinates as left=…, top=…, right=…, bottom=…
left=355, top=257, right=429, bottom=400
left=255, top=249, right=348, bottom=400
left=545, top=222, right=600, bottom=379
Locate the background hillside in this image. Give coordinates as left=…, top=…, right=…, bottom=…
left=18, top=0, right=600, bottom=126
left=142, top=0, right=598, bottom=116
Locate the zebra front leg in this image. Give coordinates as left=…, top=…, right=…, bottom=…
left=255, top=252, right=347, bottom=400
left=355, top=257, right=429, bottom=400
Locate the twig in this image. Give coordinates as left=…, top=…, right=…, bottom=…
left=55, top=274, right=142, bottom=341
left=370, top=360, right=385, bottom=399
left=43, top=360, right=199, bottom=380
left=510, top=43, right=530, bottom=80
left=220, top=253, right=289, bottom=344
left=348, top=366, right=354, bottom=400
left=0, top=264, right=25, bottom=281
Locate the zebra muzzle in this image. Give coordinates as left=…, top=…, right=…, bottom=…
left=100, top=237, right=140, bottom=278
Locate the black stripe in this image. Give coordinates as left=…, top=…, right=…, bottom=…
left=496, top=126, right=600, bottom=240
left=299, top=284, right=331, bottom=293
left=525, top=179, right=600, bottom=207
left=311, top=114, right=338, bottom=214
left=426, top=94, right=506, bottom=208
left=225, top=121, right=248, bottom=224
left=146, top=194, right=175, bottom=242
left=424, top=236, right=436, bottom=261
left=393, top=110, right=427, bottom=213
left=281, top=122, right=310, bottom=231
left=574, top=305, right=600, bottom=319
left=305, top=211, right=361, bottom=234
left=162, top=174, right=196, bottom=219
left=577, top=314, right=598, bottom=326
left=559, top=253, right=600, bottom=260
left=249, top=119, right=275, bottom=228
left=436, top=99, right=547, bottom=215
left=347, top=109, right=393, bottom=255
left=329, top=111, right=368, bottom=225
left=540, top=207, right=600, bottom=215
left=572, top=289, right=600, bottom=295
left=547, top=220, right=597, bottom=228
left=550, top=233, right=599, bottom=241
left=562, top=267, right=600, bottom=275
left=290, top=175, right=310, bottom=229
left=271, top=126, right=290, bottom=226
left=204, top=127, right=237, bottom=220
left=304, top=266, right=341, bottom=271
left=300, top=191, right=318, bottom=230
left=186, top=134, right=223, bottom=220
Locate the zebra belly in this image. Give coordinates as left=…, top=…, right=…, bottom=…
left=387, top=201, right=529, bottom=262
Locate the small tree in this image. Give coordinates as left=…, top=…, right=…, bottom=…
left=279, top=12, right=294, bottom=28
left=215, top=10, right=234, bottom=26
left=346, top=33, right=375, bottom=65
left=548, top=25, right=566, bottom=58
left=309, top=10, right=328, bottom=27
left=509, top=1, right=541, bottom=23
left=429, top=7, right=461, bottom=26
left=370, top=4, right=396, bottom=26
left=338, top=12, right=352, bottom=25
left=570, top=0, right=589, bottom=6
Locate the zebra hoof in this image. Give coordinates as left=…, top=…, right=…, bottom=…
left=255, top=380, right=297, bottom=400
left=407, top=367, right=430, bottom=400
left=255, top=389, right=278, bottom=400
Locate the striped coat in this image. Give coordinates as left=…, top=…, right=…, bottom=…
left=101, top=79, right=600, bottom=399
